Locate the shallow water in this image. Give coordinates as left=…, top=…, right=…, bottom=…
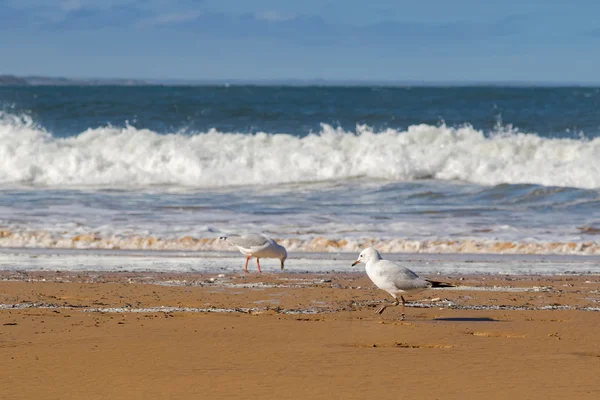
left=1, top=248, right=599, bottom=275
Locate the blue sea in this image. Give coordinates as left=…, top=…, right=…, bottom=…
left=0, top=85, right=599, bottom=261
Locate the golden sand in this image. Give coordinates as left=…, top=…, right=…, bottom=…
left=1, top=271, right=600, bottom=399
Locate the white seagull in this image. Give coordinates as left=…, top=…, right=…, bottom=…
left=219, top=233, right=287, bottom=273
left=352, top=247, right=453, bottom=320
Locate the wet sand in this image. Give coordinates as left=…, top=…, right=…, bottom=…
left=1, top=271, right=600, bottom=399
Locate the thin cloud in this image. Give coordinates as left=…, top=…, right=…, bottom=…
left=255, top=11, right=296, bottom=22
left=60, top=0, right=84, bottom=12
left=137, top=11, right=202, bottom=28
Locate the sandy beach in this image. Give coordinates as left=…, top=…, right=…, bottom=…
left=2, top=270, right=599, bottom=400
left=3, top=12, right=600, bottom=400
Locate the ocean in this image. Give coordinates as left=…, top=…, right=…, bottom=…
left=0, top=85, right=599, bottom=272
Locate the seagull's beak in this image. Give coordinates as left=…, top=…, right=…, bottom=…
left=351, top=260, right=360, bottom=267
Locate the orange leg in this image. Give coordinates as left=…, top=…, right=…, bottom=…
left=376, top=297, right=401, bottom=317
left=256, top=258, right=262, bottom=273
left=400, top=296, right=406, bottom=320
left=244, top=256, right=251, bottom=273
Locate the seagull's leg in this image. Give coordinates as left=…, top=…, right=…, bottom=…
left=256, top=258, right=262, bottom=273
left=375, top=303, right=388, bottom=315
left=244, top=256, right=251, bottom=273
left=400, top=296, right=406, bottom=321
left=377, top=296, right=402, bottom=316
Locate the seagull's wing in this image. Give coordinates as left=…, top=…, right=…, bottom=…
left=376, top=260, right=432, bottom=292
left=223, top=234, right=271, bottom=250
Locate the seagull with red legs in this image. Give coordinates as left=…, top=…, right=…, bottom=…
left=219, top=233, right=287, bottom=273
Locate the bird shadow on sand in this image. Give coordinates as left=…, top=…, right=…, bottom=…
left=433, top=317, right=499, bottom=322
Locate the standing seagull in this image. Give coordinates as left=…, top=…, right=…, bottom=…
left=219, top=233, right=287, bottom=273
left=352, top=247, right=453, bottom=320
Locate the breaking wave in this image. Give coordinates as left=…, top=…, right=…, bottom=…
left=0, top=229, right=598, bottom=255
left=1, top=112, right=599, bottom=189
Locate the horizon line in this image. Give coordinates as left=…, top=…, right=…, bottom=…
left=1, top=73, right=600, bottom=87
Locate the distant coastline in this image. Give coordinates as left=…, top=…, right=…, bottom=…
left=0, top=74, right=148, bottom=86
left=0, top=74, right=599, bottom=87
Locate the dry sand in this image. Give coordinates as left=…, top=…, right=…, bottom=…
left=1, top=270, right=600, bottom=400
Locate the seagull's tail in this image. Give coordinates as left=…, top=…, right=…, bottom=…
left=427, top=280, right=455, bottom=288
left=218, top=236, right=227, bottom=241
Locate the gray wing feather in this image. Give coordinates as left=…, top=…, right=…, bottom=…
left=394, top=276, right=432, bottom=292
left=224, top=234, right=270, bottom=248
left=376, top=260, right=431, bottom=291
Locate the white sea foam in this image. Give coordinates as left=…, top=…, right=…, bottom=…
left=1, top=112, right=599, bottom=189
left=0, top=229, right=598, bottom=255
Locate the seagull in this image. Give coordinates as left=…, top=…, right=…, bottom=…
left=352, top=247, right=453, bottom=320
left=219, top=233, right=287, bottom=273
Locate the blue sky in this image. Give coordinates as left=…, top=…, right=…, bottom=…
left=1, top=0, right=599, bottom=82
